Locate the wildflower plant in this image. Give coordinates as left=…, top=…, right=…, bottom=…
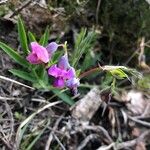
left=0, top=17, right=141, bottom=105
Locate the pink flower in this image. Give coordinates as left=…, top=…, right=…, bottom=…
left=26, top=42, right=49, bottom=64
left=26, top=42, right=58, bottom=64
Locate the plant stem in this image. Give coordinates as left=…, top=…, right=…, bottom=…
left=79, top=67, right=102, bottom=79
left=32, top=69, right=46, bottom=89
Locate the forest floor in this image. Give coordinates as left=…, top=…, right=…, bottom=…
left=0, top=1, right=150, bottom=150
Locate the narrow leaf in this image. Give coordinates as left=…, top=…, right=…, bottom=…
left=0, top=42, right=29, bottom=68
left=39, top=26, right=49, bottom=46
left=28, top=31, right=36, bottom=42
left=9, top=69, right=36, bottom=82
left=72, top=28, right=97, bottom=68
left=52, top=89, right=75, bottom=105
left=17, top=17, right=29, bottom=55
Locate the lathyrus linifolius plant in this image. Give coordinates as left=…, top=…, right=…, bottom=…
left=0, top=17, right=141, bottom=105
left=0, top=17, right=80, bottom=105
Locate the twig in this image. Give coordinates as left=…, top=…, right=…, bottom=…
left=0, top=137, right=12, bottom=150
left=83, top=125, right=113, bottom=143
left=97, top=130, right=150, bottom=150
left=77, top=134, right=99, bottom=150
left=0, top=96, right=49, bottom=103
left=128, top=115, right=150, bottom=128
left=53, top=134, right=66, bottom=150
left=116, top=130, right=150, bottom=149
left=10, top=0, right=33, bottom=18
left=121, top=110, right=150, bottom=127
left=4, top=100, right=14, bottom=141
left=96, top=143, right=115, bottom=150
left=134, top=103, right=150, bottom=119
left=45, top=114, right=64, bottom=150
left=0, top=75, right=35, bottom=90
left=96, top=0, right=102, bottom=25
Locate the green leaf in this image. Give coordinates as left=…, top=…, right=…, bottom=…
left=0, top=42, right=30, bottom=68
left=35, top=65, right=49, bottom=85
left=52, top=89, right=75, bottom=105
left=35, top=65, right=45, bottom=79
left=28, top=31, right=36, bottom=42
left=109, top=68, right=128, bottom=79
left=17, top=16, right=29, bottom=55
left=39, top=26, right=49, bottom=46
left=76, top=69, right=81, bottom=77
left=72, top=28, right=97, bottom=68
left=9, top=69, right=36, bottom=82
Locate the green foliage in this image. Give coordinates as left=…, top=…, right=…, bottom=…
left=39, top=26, right=49, bottom=46
left=18, top=16, right=29, bottom=55
left=109, top=68, right=128, bottom=80
left=0, top=17, right=75, bottom=106
left=28, top=31, right=36, bottom=42
left=9, top=69, right=37, bottom=82
left=0, top=5, right=9, bottom=17
left=72, top=28, right=97, bottom=69
left=0, top=42, right=29, bottom=68
left=137, top=74, right=150, bottom=90
left=99, top=65, right=142, bottom=93
left=52, top=89, right=75, bottom=105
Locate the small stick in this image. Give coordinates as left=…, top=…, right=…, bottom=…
left=96, top=0, right=102, bottom=25
left=0, top=75, right=35, bottom=90
left=10, top=0, right=33, bottom=18
left=128, top=115, right=150, bottom=128
left=45, top=114, right=64, bottom=150
left=77, top=134, right=98, bottom=150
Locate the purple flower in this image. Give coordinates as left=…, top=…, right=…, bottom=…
left=48, top=53, right=80, bottom=94
left=48, top=54, right=76, bottom=88
left=66, top=77, right=80, bottom=95
left=46, top=42, right=59, bottom=56
left=26, top=42, right=58, bottom=64
left=58, top=54, right=70, bottom=70
left=48, top=54, right=75, bottom=88
left=26, top=42, right=49, bottom=64
left=66, top=77, right=80, bottom=89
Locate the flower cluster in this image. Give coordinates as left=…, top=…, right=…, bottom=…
left=26, top=42, right=79, bottom=94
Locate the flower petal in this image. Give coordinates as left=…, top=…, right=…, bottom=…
left=48, top=65, right=61, bottom=78
left=30, top=42, right=49, bottom=63
left=66, top=67, right=76, bottom=79
left=66, top=77, right=80, bottom=88
left=48, top=64, right=68, bottom=79
left=26, top=53, right=41, bottom=64
left=46, top=42, right=58, bottom=54
left=53, top=78, right=65, bottom=88
left=58, top=54, right=70, bottom=70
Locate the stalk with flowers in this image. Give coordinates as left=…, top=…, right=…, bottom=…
left=0, top=17, right=140, bottom=105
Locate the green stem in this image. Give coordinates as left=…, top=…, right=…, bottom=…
left=32, top=69, right=46, bottom=89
